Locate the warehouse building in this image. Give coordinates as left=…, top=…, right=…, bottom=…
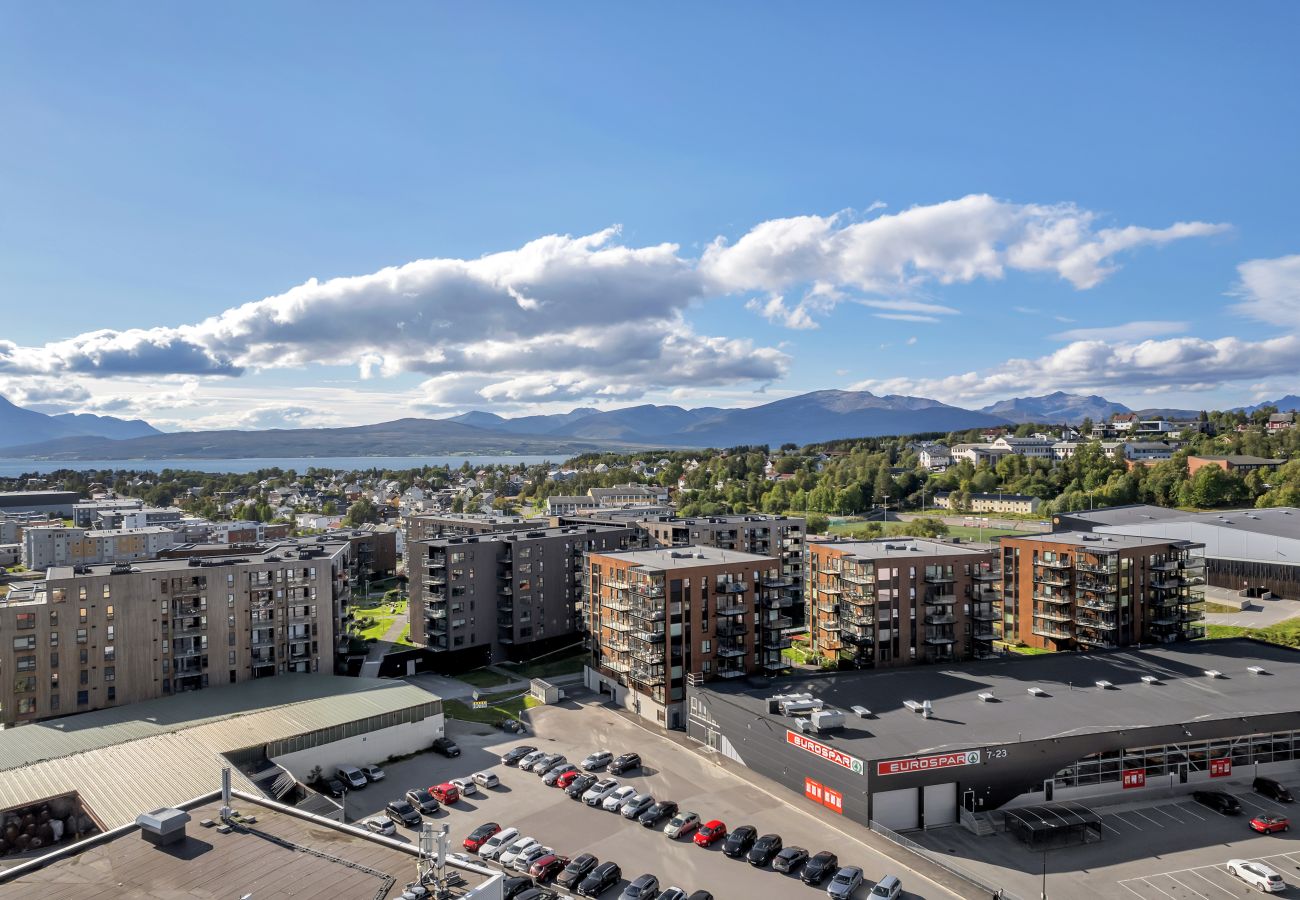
left=686, top=639, right=1300, bottom=832
left=0, top=491, right=79, bottom=519
left=1054, top=504, right=1300, bottom=599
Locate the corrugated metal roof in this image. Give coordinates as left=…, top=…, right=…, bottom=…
left=0, top=677, right=441, bottom=829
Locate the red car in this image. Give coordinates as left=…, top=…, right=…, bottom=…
left=529, top=851, right=570, bottom=880
left=556, top=770, right=583, bottom=789
left=694, top=820, right=727, bottom=847
left=463, top=822, right=500, bottom=852
left=1251, top=814, right=1291, bottom=834
left=431, top=782, right=460, bottom=805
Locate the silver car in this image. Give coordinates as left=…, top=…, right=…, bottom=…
left=828, top=866, right=864, bottom=899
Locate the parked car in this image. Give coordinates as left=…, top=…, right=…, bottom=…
left=537, top=755, right=570, bottom=777
left=480, top=826, right=520, bottom=860
left=663, top=811, right=700, bottom=839
left=773, top=846, right=809, bottom=874
left=519, top=750, right=549, bottom=772
left=336, top=765, right=367, bottom=789
left=361, top=817, right=396, bottom=836
left=578, top=861, right=622, bottom=897
left=685, top=893, right=713, bottom=900
left=610, top=752, right=642, bottom=775
left=360, top=765, right=386, bottom=783
left=583, top=778, right=621, bottom=806
left=827, top=866, right=864, bottom=900
left=431, top=737, right=461, bottom=758
left=431, top=782, right=460, bottom=805
left=869, top=874, right=903, bottom=899
left=474, top=771, right=501, bottom=788
left=746, top=834, right=783, bottom=867
left=1255, top=776, right=1294, bottom=802
left=502, top=876, right=535, bottom=900
left=502, top=745, right=537, bottom=766
left=515, top=888, right=558, bottom=900
left=582, top=750, right=614, bottom=770
left=451, top=777, right=479, bottom=796
left=1193, top=790, right=1242, bottom=815
left=407, top=788, right=440, bottom=815
left=544, top=764, right=579, bottom=787
left=556, top=853, right=600, bottom=890
left=529, top=852, right=570, bottom=881
left=567, top=774, right=599, bottom=798
left=621, top=794, right=656, bottom=820
left=385, top=799, right=422, bottom=828
left=1226, top=859, right=1286, bottom=893
left=322, top=778, right=346, bottom=797
left=693, top=820, right=726, bottom=847
left=603, top=785, right=639, bottom=812
left=721, top=825, right=756, bottom=858
left=1251, top=814, right=1291, bottom=834
left=802, top=851, right=839, bottom=885
left=655, top=889, right=687, bottom=900
left=499, top=836, right=541, bottom=868
left=557, top=770, right=585, bottom=790
left=640, top=800, right=678, bottom=828
left=620, top=874, right=660, bottom=899
left=514, top=844, right=554, bottom=874
left=463, top=822, right=501, bottom=852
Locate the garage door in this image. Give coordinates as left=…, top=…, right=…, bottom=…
left=872, top=787, right=919, bottom=831
left=923, top=782, right=957, bottom=828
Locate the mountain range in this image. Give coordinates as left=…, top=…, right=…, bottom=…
left=3, top=389, right=1298, bottom=460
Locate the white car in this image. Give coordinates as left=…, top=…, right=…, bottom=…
left=663, top=811, right=700, bottom=838
left=583, top=778, right=620, bottom=806
left=602, top=785, right=638, bottom=812
left=361, top=817, right=396, bottom=836
left=512, top=844, right=553, bottom=873
left=478, top=826, right=519, bottom=861
left=498, top=836, right=539, bottom=868
left=1227, top=859, right=1286, bottom=893
left=582, top=750, right=614, bottom=770
left=450, top=777, right=479, bottom=796
left=518, top=750, right=548, bottom=771
left=359, top=764, right=385, bottom=782
left=473, top=771, right=500, bottom=788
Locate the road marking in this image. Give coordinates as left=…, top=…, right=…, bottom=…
left=1118, top=882, right=1151, bottom=900
left=1099, top=817, right=1124, bottom=835
left=1149, top=805, right=1185, bottom=823
left=1163, top=874, right=1209, bottom=899
left=1138, top=876, right=1180, bottom=900
left=1233, top=792, right=1270, bottom=813
left=1131, top=808, right=1168, bottom=827
left=1175, top=802, right=1205, bottom=820
left=1189, top=870, right=1237, bottom=896
left=1109, top=810, right=1144, bottom=830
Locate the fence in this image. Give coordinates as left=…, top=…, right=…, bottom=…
left=869, top=819, right=1023, bottom=900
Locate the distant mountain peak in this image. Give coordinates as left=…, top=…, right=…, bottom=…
left=0, top=395, right=161, bottom=450
left=978, top=392, right=1131, bottom=425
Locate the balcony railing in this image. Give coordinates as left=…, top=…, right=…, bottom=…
left=924, top=613, right=956, bottom=625
left=1075, top=561, right=1117, bottom=575
left=1033, top=572, right=1071, bottom=588
left=924, top=592, right=957, bottom=606
left=716, top=600, right=747, bottom=616
left=1031, top=624, right=1073, bottom=639
left=715, top=621, right=747, bottom=637
left=1033, top=608, right=1072, bottom=623
left=924, top=572, right=955, bottom=584
left=1038, top=557, right=1072, bottom=569
left=1032, top=592, right=1071, bottom=605
left=717, top=642, right=746, bottom=658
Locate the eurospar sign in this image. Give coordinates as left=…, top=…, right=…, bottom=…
left=786, top=730, right=865, bottom=775
left=875, top=749, right=982, bottom=777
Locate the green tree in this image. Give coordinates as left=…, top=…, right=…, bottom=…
left=805, top=513, right=830, bottom=534
left=345, top=498, right=379, bottom=526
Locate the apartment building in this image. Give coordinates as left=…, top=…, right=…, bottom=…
left=405, top=512, right=547, bottom=544
left=584, top=545, right=787, bottom=729
left=1186, top=455, right=1286, bottom=476
left=932, top=492, right=1041, bottom=515
left=807, top=537, right=1000, bottom=668
left=997, top=532, right=1206, bottom=652
left=72, top=498, right=144, bottom=528
left=0, top=539, right=351, bottom=726
left=23, top=525, right=181, bottom=572
left=409, top=523, right=638, bottom=668
left=545, top=484, right=667, bottom=516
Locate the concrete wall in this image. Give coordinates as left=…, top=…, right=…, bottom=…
left=271, top=713, right=445, bottom=779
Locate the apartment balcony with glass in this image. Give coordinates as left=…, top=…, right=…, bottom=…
left=716, top=640, right=747, bottom=658
left=1076, top=553, right=1118, bottom=575
left=924, top=568, right=955, bottom=584
left=715, top=619, right=747, bottom=637
left=1037, top=555, right=1073, bottom=570
left=1032, top=620, right=1074, bottom=640
left=923, top=589, right=957, bottom=606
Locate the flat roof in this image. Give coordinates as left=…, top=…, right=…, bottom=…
left=695, top=639, right=1300, bottom=762
left=1191, top=455, right=1286, bottom=464
left=1000, top=530, right=1200, bottom=551
left=593, top=546, right=777, bottom=569
left=810, top=536, right=994, bottom=560
left=0, top=796, right=489, bottom=897
left=46, top=537, right=350, bottom=578
left=1061, top=504, right=1300, bottom=542
left=1057, top=504, right=1191, bottom=527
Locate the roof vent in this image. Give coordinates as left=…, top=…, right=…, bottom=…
left=1141, top=675, right=1161, bottom=685
left=1203, top=669, right=1223, bottom=679
left=851, top=705, right=872, bottom=718
left=977, top=691, right=995, bottom=702
left=1248, top=665, right=1268, bottom=675
left=903, top=700, right=925, bottom=713
left=1027, top=687, right=1047, bottom=697
left=137, top=807, right=190, bottom=847
left=1095, top=680, right=1113, bottom=690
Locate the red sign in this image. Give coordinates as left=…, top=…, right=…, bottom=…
left=876, top=749, right=982, bottom=777
left=787, top=731, right=865, bottom=774
left=1210, top=758, right=1232, bottom=778
left=1122, top=768, right=1146, bottom=789
left=804, top=778, right=844, bottom=814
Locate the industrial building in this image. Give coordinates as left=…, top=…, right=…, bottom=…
left=686, top=638, right=1300, bottom=832
left=1054, top=504, right=1300, bottom=599
left=0, top=491, right=79, bottom=519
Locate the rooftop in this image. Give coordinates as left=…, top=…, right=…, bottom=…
left=697, top=639, right=1300, bottom=762
left=809, top=536, right=993, bottom=560
left=592, top=545, right=777, bottom=570
left=1059, top=504, right=1300, bottom=542
left=1190, top=455, right=1286, bottom=465
left=45, top=536, right=351, bottom=579
left=1000, top=529, right=1201, bottom=551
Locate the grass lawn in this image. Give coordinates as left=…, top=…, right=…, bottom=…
left=1203, top=617, right=1300, bottom=648
left=444, top=690, right=543, bottom=724
left=499, top=645, right=588, bottom=680
left=1204, top=601, right=1242, bottom=614
left=826, top=522, right=1039, bottom=541
left=1005, top=644, right=1053, bottom=656
left=457, top=668, right=513, bottom=688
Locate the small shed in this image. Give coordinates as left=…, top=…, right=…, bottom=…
left=1003, top=803, right=1103, bottom=848
left=529, top=679, right=562, bottom=705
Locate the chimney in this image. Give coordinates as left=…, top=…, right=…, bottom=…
left=136, top=808, right=190, bottom=847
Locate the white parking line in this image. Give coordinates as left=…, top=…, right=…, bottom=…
left=1149, top=805, right=1185, bottom=823
left=1175, top=802, right=1205, bottom=820
left=1119, top=882, right=1150, bottom=900
left=1109, top=810, right=1144, bottom=830
left=1138, top=876, right=1179, bottom=900
left=1131, top=808, right=1169, bottom=827
left=1099, top=817, right=1124, bottom=835
left=1163, top=874, right=1210, bottom=899
left=1233, top=792, right=1271, bottom=813
left=1188, top=870, right=1236, bottom=897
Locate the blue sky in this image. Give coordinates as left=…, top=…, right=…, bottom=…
left=2, top=2, right=1298, bottom=430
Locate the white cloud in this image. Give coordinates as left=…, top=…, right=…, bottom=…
left=1232, top=254, right=1300, bottom=326
left=1050, top=320, right=1189, bottom=342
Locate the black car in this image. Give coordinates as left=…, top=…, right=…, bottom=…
left=746, top=834, right=783, bottom=867
left=502, top=745, right=538, bottom=766
left=1255, top=776, right=1295, bottom=802
left=406, top=788, right=440, bottom=815
left=609, top=752, right=642, bottom=775
left=577, top=861, right=621, bottom=897
left=502, top=876, right=535, bottom=900
left=686, top=893, right=713, bottom=900
left=557, top=853, right=600, bottom=890
left=622, top=873, right=659, bottom=899
left=721, top=825, right=756, bottom=858
left=567, top=774, right=599, bottom=799
left=1193, top=790, right=1242, bottom=815
left=323, top=777, right=346, bottom=797
left=515, top=889, right=558, bottom=900
left=385, top=799, right=422, bottom=828
left=432, top=737, right=461, bottom=758
left=639, top=800, right=678, bottom=828
left=772, top=846, right=808, bottom=874
left=801, top=851, right=839, bottom=885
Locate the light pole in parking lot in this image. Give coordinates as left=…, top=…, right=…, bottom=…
left=1040, top=847, right=1048, bottom=899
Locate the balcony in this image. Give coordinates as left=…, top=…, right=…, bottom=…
left=842, top=627, right=873, bottom=645
left=424, top=575, right=446, bottom=588
left=629, top=605, right=666, bottom=623
left=973, top=628, right=997, bottom=642
left=717, top=641, right=747, bottom=658
left=1076, top=561, right=1117, bottom=575
left=1032, top=592, right=1071, bottom=605
left=714, top=667, right=747, bottom=680
left=1151, top=577, right=1185, bottom=591
left=818, top=621, right=841, bottom=633
left=817, top=601, right=839, bottom=614
left=763, top=576, right=794, bottom=589
left=715, top=621, right=747, bottom=637
left=172, top=601, right=205, bottom=617
left=630, top=667, right=665, bottom=686
left=427, top=607, right=447, bottom=620
left=923, top=632, right=956, bottom=646
left=764, top=615, right=794, bottom=630
left=762, top=633, right=792, bottom=650
left=763, top=594, right=794, bottom=610
left=1076, top=597, right=1116, bottom=613
left=1038, top=557, right=1072, bottom=569
left=1031, top=624, right=1073, bottom=639
left=604, top=619, right=634, bottom=633
left=1033, top=572, right=1071, bottom=588
left=603, top=658, right=631, bottom=674
left=924, top=572, right=955, bottom=584
left=972, top=605, right=998, bottom=622
left=1073, top=615, right=1118, bottom=631
left=1076, top=634, right=1117, bottom=650
left=923, top=592, right=957, bottom=606
left=1076, top=580, right=1117, bottom=594
left=498, top=585, right=513, bottom=596
left=1152, top=559, right=1181, bottom=572
left=924, top=613, right=956, bottom=625
left=605, top=638, right=631, bottom=654
left=1033, top=609, right=1073, bottom=622
left=603, top=595, right=633, bottom=612
left=972, top=568, right=1001, bottom=582
left=841, top=571, right=874, bottom=586
left=631, top=582, right=665, bottom=598
left=633, top=630, right=665, bottom=644
left=716, top=600, right=747, bottom=617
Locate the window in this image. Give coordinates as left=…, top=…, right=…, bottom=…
left=102, top=585, right=110, bottom=600
left=105, top=605, right=114, bottom=619
left=701, top=640, right=711, bottom=654
left=16, top=655, right=35, bottom=672
left=79, top=608, right=88, bottom=624
left=50, top=652, right=58, bottom=668
left=79, top=669, right=88, bottom=685
left=107, top=686, right=116, bottom=701
left=17, top=698, right=36, bottom=715
left=15, top=613, right=35, bottom=630
left=49, top=694, right=59, bottom=711
left=79, top=648, right=88, bottom=665
left=77, top=690, right=89, bottom=706
left=106, top=625, right=115, bottom=641
left=104, top=645, right=115, bottom=661
left=49, top=631, right=59, bottom=647
left=104, top=666, right=115, bottom=682
left=11, top=636, right=35, bottom=651
left=76, top=628, right=87, bottom=644
left=13, top=676, right=35, bottom=694
left=49, top=610, right=58, bottom=626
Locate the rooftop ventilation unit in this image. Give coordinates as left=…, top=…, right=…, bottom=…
left=850, top=705, right=872, bottom=718
left=1248, top=666, right=1267, bottom=675
left=1095, top=680, right=1114, bottom=690
left=136, top=807, right=189, bottom=847
left=903, top=700, right=925, bottom=713
left=1141, top=675, right=1161, bottom=685
left=977, top=691, right=996, bottom=702
left=1203, top=669, right=1223, bottom=679
left=1027, top=687, right=1047, bottom=697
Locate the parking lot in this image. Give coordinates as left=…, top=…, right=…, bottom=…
left=913, top=783, right=1300, bottom=900
left=340, top=690, right=964, bottom=899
